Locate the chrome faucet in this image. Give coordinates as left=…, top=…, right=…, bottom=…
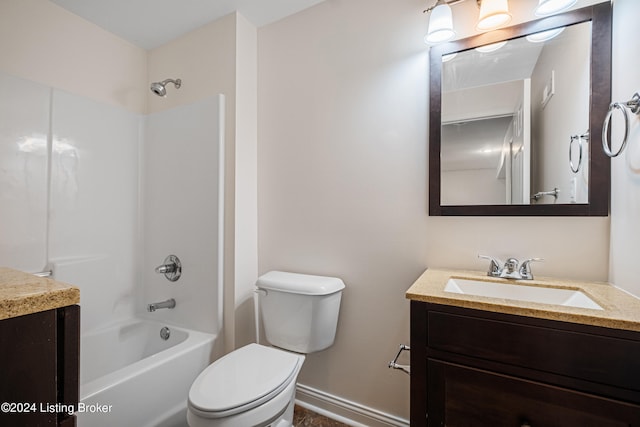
left=147, top=298, right=176, bottom=312
left=155, top=255, right=182, bottom=282
left=478, top=255, right=543, bottom=280
left=518, top=258, right=543, bottom=280
left=478, top=255, right=501, bottom=277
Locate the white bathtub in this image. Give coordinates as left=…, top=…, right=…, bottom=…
left=78, top=319, right=216, bottom=427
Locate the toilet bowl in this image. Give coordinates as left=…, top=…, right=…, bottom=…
left=187, top=271, right=344, bottom=427
left=187, top=344, right=304, bottom=427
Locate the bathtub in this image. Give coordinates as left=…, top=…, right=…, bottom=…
left=78, top=319, right=216, bottom=427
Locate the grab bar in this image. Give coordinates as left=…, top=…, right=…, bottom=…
left=602, top=92, right=640, bottom=158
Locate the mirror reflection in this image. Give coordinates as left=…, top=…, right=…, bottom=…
left=440, top=21, right=591, bottom=206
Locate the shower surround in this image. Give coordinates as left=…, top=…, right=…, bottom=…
left=0, top=71, right=225, bottom=426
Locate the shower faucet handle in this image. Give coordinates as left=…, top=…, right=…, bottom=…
left=155, top=255, right=182, bottom=282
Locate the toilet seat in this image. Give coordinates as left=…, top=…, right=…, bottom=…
left=188, top=343, right=303, bottom=419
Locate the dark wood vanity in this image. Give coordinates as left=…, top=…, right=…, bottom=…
left=0, top=268, right=80, bottom=427
left=406, top=268, right=640, bottom=426
left=0, top=306, right=80, bottom=427
left=410, top=301, right=640, bottom=426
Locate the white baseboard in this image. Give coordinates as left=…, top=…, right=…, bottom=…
left=295, top=384, right=409, bottom=427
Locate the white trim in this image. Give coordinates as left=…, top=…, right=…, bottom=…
left=217, top=94, right=225, bottom=333
left=295, top=384, right=409, bottom=427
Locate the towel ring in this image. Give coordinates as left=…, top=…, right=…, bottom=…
left=569, top=131, right=588, bottom=173
left=602, top=92, right=640, bottom=158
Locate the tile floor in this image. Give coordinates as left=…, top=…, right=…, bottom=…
left=293, top=405, right=349, bottom=426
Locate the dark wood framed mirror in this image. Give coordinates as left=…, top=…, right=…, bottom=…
left=429, top=3, right=611, bottom=216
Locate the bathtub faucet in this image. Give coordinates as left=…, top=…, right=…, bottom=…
left=155, top=255, right=182, bottom=282
left=147, top=298, right=176, bottom=312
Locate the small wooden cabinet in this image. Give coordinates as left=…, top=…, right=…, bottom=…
left=0, top=305, right=80, bottom=427
left=410, top=301, right=640, bottom=426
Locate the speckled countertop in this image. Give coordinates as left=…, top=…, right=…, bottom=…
left=407, top=268, right=640, bottom=332
left=0, top=267, right=80, bottom=320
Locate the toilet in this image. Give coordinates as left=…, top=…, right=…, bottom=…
left=186, top=271, right=345, bottom=427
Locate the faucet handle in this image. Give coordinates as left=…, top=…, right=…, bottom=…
left=478, top=255, right=502, bottom=277
left=519, top=258, right=544, bottom=279
left=155, top=255, right=182, bottom=282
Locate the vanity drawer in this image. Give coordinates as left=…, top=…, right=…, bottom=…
left=427, top=308, right=640, bottom=394
left=427, top=360, right=640, bottom=427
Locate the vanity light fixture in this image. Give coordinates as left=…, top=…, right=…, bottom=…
left=424, top=0, right=512, bottom=45
left=476, top=0, right=511, bottom=31
left=424, top=1, right=456, bottom=44
left=424, top=0, right=580, bottom=44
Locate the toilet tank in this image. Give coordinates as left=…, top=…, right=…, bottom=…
left=256, top=271, right=345, bottom=354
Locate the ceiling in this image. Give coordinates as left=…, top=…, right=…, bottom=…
left=442, top=38, right=543, bottom=93
left=49, top=0, right=326, bottom=50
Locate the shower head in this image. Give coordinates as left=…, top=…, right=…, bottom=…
left=150, top=78, right=182, bottom=97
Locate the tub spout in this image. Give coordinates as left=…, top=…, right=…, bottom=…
left=147, top=298, right=176, bottom=312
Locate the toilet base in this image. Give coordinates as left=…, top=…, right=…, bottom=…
left=271, top=396, right=295, bottom=427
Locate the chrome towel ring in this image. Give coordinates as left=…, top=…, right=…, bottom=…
left=569, top=131, right=589, bottom=173
left=602, top=92, right=640, bottom=158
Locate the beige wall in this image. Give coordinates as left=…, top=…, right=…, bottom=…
left=146, top=13, right=237, bottom=115
left=234, top=14, right=259, bottom=348
left=0, top=0, right=147, bottom=114
left=258, top=0, right=609, bottom=421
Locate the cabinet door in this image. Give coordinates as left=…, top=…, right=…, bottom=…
left=58, top=305, right=79, bottom=427
left=0, top=310, right=57, bottom=426
left=428, top=360, right=640, bottom=427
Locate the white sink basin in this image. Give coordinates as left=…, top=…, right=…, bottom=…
left=444, top=278, right=603, bottom=310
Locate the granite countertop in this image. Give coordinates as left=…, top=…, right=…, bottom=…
left=0, top=267, right=80, bottom=320
left=406, top=268, right=640, bottom=332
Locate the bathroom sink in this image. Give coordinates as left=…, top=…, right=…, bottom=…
left=444, top=278, right=603, bottom=310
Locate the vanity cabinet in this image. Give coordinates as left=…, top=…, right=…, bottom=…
left=410, top=301, right=640, bottom=426
left=0, top=305, right=80, bottom=427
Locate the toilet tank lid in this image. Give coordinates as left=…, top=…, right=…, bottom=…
left=256, top=271, right=345, bottom=295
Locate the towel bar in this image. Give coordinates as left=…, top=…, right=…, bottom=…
left=388, top=344, right=410, bottom=375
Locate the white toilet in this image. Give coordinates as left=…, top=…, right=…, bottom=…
left=186, top=271, right=345, bottom=427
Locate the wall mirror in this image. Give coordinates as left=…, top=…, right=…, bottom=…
left=429, top=3, right=611, bottom=216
